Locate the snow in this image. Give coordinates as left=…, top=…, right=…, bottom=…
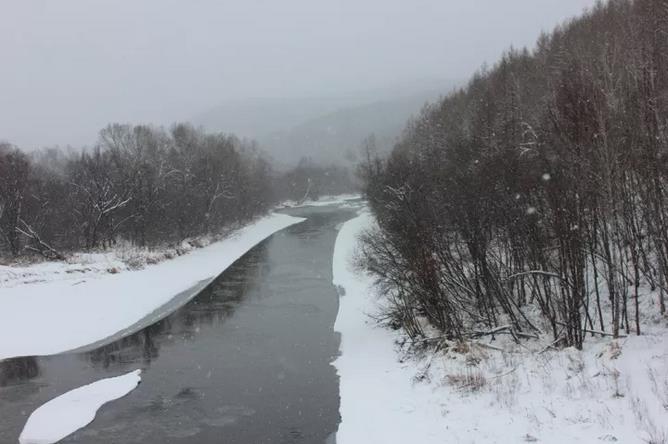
left=332, top=210, right=668, bottom=443
left=0, top=213, right=304, bottom=361
left=0, top=229, right=263, bottom=289
left=19, top=369, right=142, bottom=444
left=332, top=210, right=448, bottom=443
left=280, top=193, right=360, bottom=209
left=0, top=254, right=128, bottom=289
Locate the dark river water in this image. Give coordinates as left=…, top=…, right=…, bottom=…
left=0, top=204, right=358, bottom=444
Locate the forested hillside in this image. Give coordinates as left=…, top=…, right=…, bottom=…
left=361, top=0, right=668, bottom=349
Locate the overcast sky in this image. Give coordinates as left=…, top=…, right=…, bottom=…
left=1, top=0, right=597, bottom=148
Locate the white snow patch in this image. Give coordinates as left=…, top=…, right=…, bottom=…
left=280, top=193, right=360, bottom=209
left=0, top=213, right=304, bottom=360
left=19, top=369, right=141, bottom=444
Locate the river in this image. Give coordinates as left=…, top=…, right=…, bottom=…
left=0, top=203, right=359, bottom=444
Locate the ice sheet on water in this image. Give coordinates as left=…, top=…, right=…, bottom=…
left=19, top=369, right=141, bottom=444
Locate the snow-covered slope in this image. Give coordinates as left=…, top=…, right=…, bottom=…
left=0, top=213, right=304, bottom=361
left=19, top=370, right=142, bottom=444
left=332, top=210, right=668, bottom=443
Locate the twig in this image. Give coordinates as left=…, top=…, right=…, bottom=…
left=476, top=342, right=508, bottom=352
left=490, top=367, right=518, bottom=379
left=538, top=335, right=564, bottom=354
left=555, top=321, right=626, bottom=338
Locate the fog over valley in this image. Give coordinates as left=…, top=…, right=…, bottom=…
left=2, top=0, right=595, bottom=161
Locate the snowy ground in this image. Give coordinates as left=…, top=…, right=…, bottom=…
left=1, top=224, right=262, bottom=289
left=19, top=369, right=142, bottom=444
left=332, top=210, right=668, bottom=444
left=0, top=213, right=304, bottom=361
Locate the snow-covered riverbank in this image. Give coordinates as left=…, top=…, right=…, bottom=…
left=0, top=213, right=304, bottom=361
left=332, top=211, right=668, bottom=443
left=332, top=211, right=449, bottom=443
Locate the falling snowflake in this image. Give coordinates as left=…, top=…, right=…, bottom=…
left=541, top=173, right=551, bottom=181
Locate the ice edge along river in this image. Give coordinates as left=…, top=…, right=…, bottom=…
left=0, top=212, right=305, bottom=361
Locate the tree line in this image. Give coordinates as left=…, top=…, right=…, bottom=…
left=360, top=0, right=668, bottom=349
left=0, top=123, right=355, bottom=259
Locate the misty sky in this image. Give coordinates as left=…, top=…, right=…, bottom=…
left=1, top=0, right=597, bottom=148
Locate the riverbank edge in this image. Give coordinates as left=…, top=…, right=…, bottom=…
left=0, top=213, right=305, bottom=361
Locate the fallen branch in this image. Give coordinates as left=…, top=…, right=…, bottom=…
left=470, top=324, right=513, bottom=337
left=538, top=335, right=565, bottom=354
left=403, top=335, right=449, bottom=345
left=475, top=342, right=508, bottom=352
left=555, top=321, right=626, bottom=338
left=469, top=325, right=540, bottom=342
left=16, top=219, right=65, bottom=261
left=503, top=270, right=563, bottom=282
left=489, top=367, right=518, bottom=380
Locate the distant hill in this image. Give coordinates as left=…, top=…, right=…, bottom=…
left=259, top=93, right=437, bottom=166
left=192, top=97, right=367, bottom=141
left=192, top=80, right=460, bottom=167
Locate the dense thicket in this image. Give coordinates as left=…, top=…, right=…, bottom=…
left=0, top=123, right=353, bottom=259
left=361, top=0, right=668, bottom=348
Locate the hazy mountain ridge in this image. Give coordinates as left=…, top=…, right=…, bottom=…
left=192, top=97, right=368, bottom=140
left=193, top=81, right=459, bottom=166
left=260, top=94, right=434, bottom=165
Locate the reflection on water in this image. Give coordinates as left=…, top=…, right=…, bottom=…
left=0, top=204, right=358, bottom=444
left=83, top=244, right=267, bottom=372
left=0, top=356, right=40, bottom=387
left=0, top=245, right=266, bottom=385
